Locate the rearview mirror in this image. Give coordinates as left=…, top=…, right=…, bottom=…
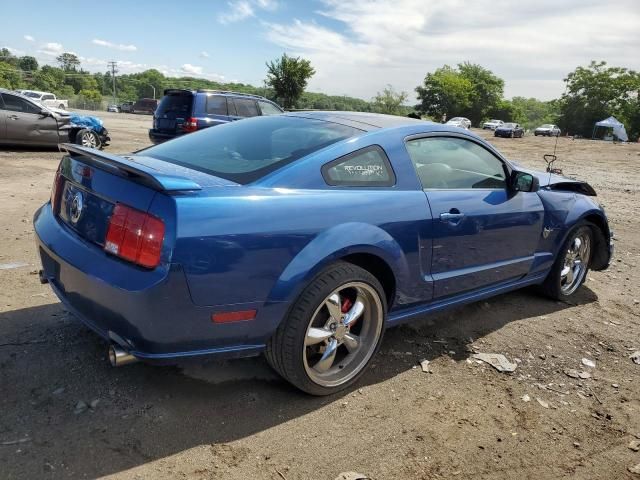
left=511, top=171, right=539, bottom=192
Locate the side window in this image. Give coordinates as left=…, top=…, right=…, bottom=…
left=43, top=94, right=55, bottom=101
left=0, top=94, right=42, bottom=114
left=258, top=100, right=282, bottom=116
left=233, top=98, right=259, bottom=117
left=322, top=145, right=395, bottom=187
left=406, top=137, right=506, bottom=189
left=206, top=95, right=228, bottom=115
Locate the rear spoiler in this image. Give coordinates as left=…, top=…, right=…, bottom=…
left=60, top=144, right=202, bottom=192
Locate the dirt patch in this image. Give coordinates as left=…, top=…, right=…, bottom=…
left=1, top=115, right=639, bottom=479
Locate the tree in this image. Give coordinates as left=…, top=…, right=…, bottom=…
left=416, top=63, right=505, bottom=125
left=457, top=62, right=504, bottom=125
left=415, top=65, right=473, bottom=121
left=372, top=85, right=408, bottom=115
left=56, top=52, right=80, bottom=72
left=558, top=61, right=640, bottom=140
left=265, top=54, right=315, bottom=109
left=18, top=56, right=38, bottom=72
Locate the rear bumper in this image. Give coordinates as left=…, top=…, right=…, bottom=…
left=34, top=203, right=265, bottom=362
left=148, top=129, right=183, bottom=144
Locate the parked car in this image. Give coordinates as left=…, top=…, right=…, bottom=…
left=482, top=119, right=504, bottom=130
left=445, top=117, right=471, bottom=129
left=131, top=98, right=158, bottom=115
left=107, top=104, right=119, bottom=113
left=0, top=88, right=109, bottom=148
left=149, top=89, right=284, bottom=144
left=120, top=101, right=134, bottom=113
left=34, top=112, right=613, bottom=395
left=535, top=124, right=561, bottom=137
left=495, top=122, right=525, bottom=138
left=18, top=90, right=68, bottom=110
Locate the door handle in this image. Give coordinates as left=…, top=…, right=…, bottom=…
left=8, top=115, right=19, bottom=120
left=440, top=211, right=465, bottom=221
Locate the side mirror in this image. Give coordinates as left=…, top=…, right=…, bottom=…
left=40, top=108, right=52, bottom=117
left=511, top=171, right=539, bottom=192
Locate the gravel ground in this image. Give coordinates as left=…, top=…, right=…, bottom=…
left=1, top=111, right=639, bottom=479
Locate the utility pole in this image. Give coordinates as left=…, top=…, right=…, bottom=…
left=108, top=61, right=118, bottom=104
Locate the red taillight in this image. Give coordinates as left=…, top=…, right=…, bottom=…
left=50, top=167, right=63, bottom=213
left=104, top=203, right=165, bottom=269
left=182, top=117, right=198, bottom=132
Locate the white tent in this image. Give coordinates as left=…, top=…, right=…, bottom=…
left=592, top=116, right=628, bottom=142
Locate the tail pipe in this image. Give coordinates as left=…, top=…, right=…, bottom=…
left=108, top=344, right=139, bottom=367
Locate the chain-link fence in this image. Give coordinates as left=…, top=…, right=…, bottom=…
left=67, top=96, right=108, bottom=112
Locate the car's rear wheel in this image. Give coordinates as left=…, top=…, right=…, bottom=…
left=540, top=223, right=594, bottom=299
left=75, top=129, right=101, bottom=149
left=265, top=262, right=386, bottom=395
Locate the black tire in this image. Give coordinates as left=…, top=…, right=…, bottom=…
left=540, top=223, right=594, bottom=300
left=265, top=262, right=387, bottom=395
left=58, top=104, right=65, bottom=109
left=75, top=129, right=101, bottom=149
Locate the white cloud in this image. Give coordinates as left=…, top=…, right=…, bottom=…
left=24, top=35, right=35, bottom=42
left=218, top=0, right=277, bottom=24
left=181, top=63, right=204, bottom=75
left=92, top=39, right=137, bottom=52
left=37, top=42, right=64, bottom=56
left=200, top=51, right=210, bottom=58
left=264, top=0, right=640, bottom=101
left=218, top=1, right=254, bottom=24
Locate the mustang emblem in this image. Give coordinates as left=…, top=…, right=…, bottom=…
left=70, top=191, right=84, bottom=224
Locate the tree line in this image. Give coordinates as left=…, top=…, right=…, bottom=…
left=1, top=49, right=638, bottom=140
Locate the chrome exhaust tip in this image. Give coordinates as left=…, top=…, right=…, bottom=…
left=108, top=344, right=138, bottom=367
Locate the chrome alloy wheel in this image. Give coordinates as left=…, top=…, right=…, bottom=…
left=560, top=232, right=591, bottom=295
left=303, top=282, right=383, bottom=388
left=80, top=131, right=98, bottom=148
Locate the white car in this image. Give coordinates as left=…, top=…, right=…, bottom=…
left=482, top=119, right=504, bottom=130
left=534, top=124, right=561, bottom=137
left=107, top=104, right=119, bottom=113
left=18, top=90, right=68, bottom=110
left=445, top=117, right=472, bottom=129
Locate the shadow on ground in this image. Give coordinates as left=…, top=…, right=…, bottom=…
left=0, top=286, right=597, bottom=479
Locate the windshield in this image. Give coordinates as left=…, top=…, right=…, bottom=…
left=503, top=123, right=516, bottom=128
left=143, top=115, right=363, bottom=184
left=449, top=117, right=462, bottom=121
left=540, top=124, right=553, bottom=128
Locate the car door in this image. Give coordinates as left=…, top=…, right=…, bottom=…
left=405, top=134, right=545, bottom=298
left=0, top=93, right=60, bottom=145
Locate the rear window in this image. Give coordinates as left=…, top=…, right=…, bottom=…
left=156, top=94, right=191, bottom=116
left=143, top=115, right=363, bottom=184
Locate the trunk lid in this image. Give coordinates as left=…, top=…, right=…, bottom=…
left=53, top=145, right=235, bottom=252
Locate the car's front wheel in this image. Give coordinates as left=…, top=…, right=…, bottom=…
left=75, top=129, right=101, bottom=149
left=540, top=223, right=594, bottom=299
left=266, top=262, right=386, bottom=395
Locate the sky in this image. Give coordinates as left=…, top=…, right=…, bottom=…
left=2, top=0, right=639, bottom=102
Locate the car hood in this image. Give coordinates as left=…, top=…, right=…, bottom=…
left=509, top=161, right=597, bottom=195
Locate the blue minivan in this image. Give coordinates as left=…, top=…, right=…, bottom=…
left=148, top=89, right=284, bottom=144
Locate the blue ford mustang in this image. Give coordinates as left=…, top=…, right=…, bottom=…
left=34, top=112, right=613, bottom=395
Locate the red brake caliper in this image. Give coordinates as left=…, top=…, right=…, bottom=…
left=341, top=298, right=353, bottom=314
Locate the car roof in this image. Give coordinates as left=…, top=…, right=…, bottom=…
left=283, top=111, right=425, bottom=132
left=163, top=88, right=270, bottom=101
